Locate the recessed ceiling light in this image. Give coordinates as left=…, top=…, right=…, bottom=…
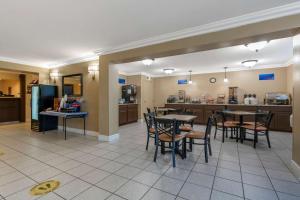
left=142, top=59, right=154, bottom=66
left=245, top=41, right=269, bottom=52
left=242, top=60, right=258, bottom=67
left=163, top=68, right=175, bottom=74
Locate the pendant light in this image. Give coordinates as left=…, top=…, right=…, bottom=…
left=224, top=67, right=229, bottom=83
left=188, top=70, right=193, bottom=84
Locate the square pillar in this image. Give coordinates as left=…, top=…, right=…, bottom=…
left=98, top=56, right=119, bottom=141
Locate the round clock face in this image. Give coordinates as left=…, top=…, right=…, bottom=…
left=209, top=77, right=216, bottom=83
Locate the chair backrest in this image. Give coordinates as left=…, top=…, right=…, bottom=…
left=153, top=117, right=177, bottom=142
left=144, top=112, right=155, bottom=132
left=204, top=116, right=214, bottom=139
left=214, top=111, right=225, bottom=125
left=147, top=107, right=151, bottom=113
left=255, top=111, right=273, bottom=129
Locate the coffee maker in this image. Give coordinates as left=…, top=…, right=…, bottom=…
left=228, top=87, right=238, bottom=104
left=122, top=84, right=137, bottom=103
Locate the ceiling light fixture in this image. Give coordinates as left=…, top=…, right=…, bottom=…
left=188, top=70, right=193, bottom=84
left=163, top=68, right=175, bottom=74
left=142, top=59, right=154, bottom=66
left=242, top=59, right=258, bottom=68
left=245, top=41, right=269, bottom=52
left=224, top=67, right=228, bottom=83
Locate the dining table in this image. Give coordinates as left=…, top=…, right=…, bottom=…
left=222, top=110, right=257, bottom=142
left=156, top=114, right=197, bottom=158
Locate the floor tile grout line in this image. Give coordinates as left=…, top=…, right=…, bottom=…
left=254, top=145, right=280, bottom=200
left=209, top=136, right=222, bottom=200
left=175, top=147, right=202, bottom=200
left=237, top=142, right=246, bottom=200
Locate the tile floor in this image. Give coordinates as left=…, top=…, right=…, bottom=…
left=0, top=122, right=299, bottom=200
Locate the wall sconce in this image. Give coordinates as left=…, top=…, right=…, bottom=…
left=88, top=64, right=99, bottom=80
left=50, top=71, right=60, bottom=84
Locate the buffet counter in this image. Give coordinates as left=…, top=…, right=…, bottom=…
left=165, top=103, right=292, bottom=132
left=0, top=97, right=21, bottom=123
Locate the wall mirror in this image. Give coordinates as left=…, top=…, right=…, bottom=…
left=62, top=74, right=83, bottom=97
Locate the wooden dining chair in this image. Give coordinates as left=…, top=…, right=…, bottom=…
left=153, top=117, right=187, bottom=167
left=214, top=111, right=239, bottom=143
left=185, top=116, right=213, bottom=162
left=241, top=111, right=273, bottom=148
left=144, top=112, right=156, bottom=150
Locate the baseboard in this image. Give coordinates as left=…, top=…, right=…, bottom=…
left=57, top=126, right=98, bottom=137
left=98, top=133, right=120, bottom=142
left=291, top=160, right=300, bottom=180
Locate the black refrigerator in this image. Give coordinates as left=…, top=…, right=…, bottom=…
left=31, top=85, right=58, bottom=132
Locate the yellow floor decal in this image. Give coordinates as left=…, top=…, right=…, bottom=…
left=0, top=151, right=4, bottom=156
left=30, top=180, right=60, bottom=196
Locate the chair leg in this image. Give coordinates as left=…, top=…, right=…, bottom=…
left=172, top=141, right=176, bottom=167
left=226, top=128, right=228, bottom=138
left=154, top=142, right=158, bottom=162
left=214, top=125, right=217, bottom=139
left=204, top=141, right=208, bottom=163
left=208, top=138, right=212, bottom=156
left=266, top=131, right=271, bottom=148
left=146, top=134, right=150, bottom=150
left=182, top=138, right=187, bottom=159
left=161, top=142, right=165, bottom=154
left=189, top=138, right=193, bottom=151
left=222, top=127, right=225, bottom=143
left=254, top=131, right=258, bottom=148
left=235, top=128, right=239, bottom=143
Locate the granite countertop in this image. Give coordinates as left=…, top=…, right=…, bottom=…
left=119, top=103, right=138, bottom=105
left=0, top=97, right=20, bottom=99
left=165, top=103, right=292, bottom=107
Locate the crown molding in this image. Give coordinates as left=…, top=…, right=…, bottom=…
left=0, top=56, right=43, bottom=68
left=126, top=64, right=288, bottom=78
left=98, top=2, right=300, bottom=55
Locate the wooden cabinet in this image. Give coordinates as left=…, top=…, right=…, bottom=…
left=0, top=98, right=21, bottom=123
left=127, top=104, right=138, bottom=123
left=165, top=103, right=292, bottom=132
left=119, top=104, right=138, bottom=126
left=119, top=105, right=128, bottom=125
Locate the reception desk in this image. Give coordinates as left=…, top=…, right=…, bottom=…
left=0, top=97, right=21, bottom=123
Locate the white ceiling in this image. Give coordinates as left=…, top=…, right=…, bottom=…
left=0, top=0, right=299, bottom=68
left=116, top=37, right=293, bottom=76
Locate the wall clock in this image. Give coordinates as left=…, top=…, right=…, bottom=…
left=209, top=77, right=216, bottom=83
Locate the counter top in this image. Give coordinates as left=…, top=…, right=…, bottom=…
left=119, top=103, right=138, bottom=105
left=165, top=103, right=292, bottom=107
left=0, top=97, right=20, bottom=99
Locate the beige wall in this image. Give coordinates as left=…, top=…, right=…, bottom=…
left=153, top=67, right=289, bottom=106
left=0, top=60, right=49, bottom=84
left=287, top=65, right=294, bottom=99
left=52, top=60, right=99, bottom=132
left=141, top=75, right=154, bottom=118
left=293, top=35, right=300, bottom=166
